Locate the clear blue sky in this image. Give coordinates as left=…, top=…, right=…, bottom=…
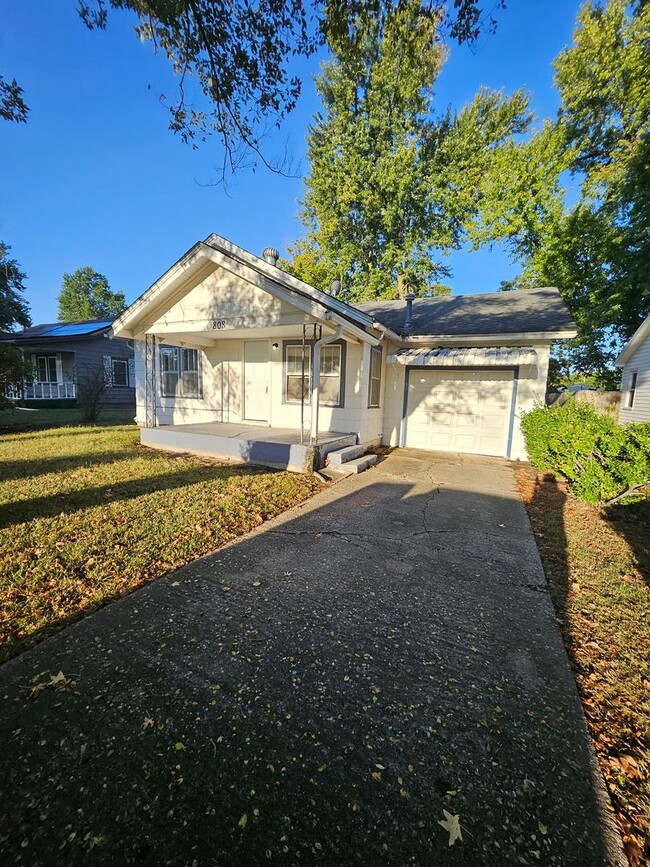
left=1, top=0, right=581, bottom=322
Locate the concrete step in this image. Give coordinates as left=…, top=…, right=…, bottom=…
left=327, top=443, right=366, bottom=466
left=343, top=453, right=378, bottom=474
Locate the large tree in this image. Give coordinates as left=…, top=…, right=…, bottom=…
left=0, top=243, right=32, bottom=408
left=57, top=267, right=126, bottom=321
left=2, top=1, right=503, bottom=176
left=468, top=0, right=650, bottom=385
left=289, top=1, right=528, bottom=300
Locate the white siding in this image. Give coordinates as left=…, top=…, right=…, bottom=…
left=619, top=339, right=650, bottom=423
left=381, top=345, right=550, bottom=461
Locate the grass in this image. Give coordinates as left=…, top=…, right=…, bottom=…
left=516, top=466, right=650, bottom=867
left=0, top=424, right=320, bottom=663
left=0, top=405, right=135, bottom=433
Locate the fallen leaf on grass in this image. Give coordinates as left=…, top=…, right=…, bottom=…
left=438, top=810, right=462, bottom=846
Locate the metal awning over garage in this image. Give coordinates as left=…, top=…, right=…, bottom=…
left=390, top=347, right=538, bottom=366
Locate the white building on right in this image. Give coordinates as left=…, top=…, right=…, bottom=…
left=616, top=313, right=650, bottom=423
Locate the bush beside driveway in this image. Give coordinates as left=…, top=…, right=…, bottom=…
left=0, top=424, right=319, bottom=662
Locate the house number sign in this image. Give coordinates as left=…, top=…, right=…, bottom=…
left=211, top=319, right=227, bottom=330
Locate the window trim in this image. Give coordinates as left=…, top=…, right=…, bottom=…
left=36, top=355, right=58, bottom=383
left=111, top=358, right=129, bottom=387
left=625, top=370, right=638, bottom=409
left=282, top=339, right=346, bottom=408
left=159, top=345, right=202, bottom=399
left=368, top=345, right=382, bottom=408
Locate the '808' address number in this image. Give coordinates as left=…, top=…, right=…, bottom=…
left=211, top=319, right=227, bottom=330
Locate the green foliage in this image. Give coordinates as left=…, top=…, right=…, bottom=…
left=57, top=266, right=126, bottom=321
left=0, top=75, right=28, bottom=124
left=473, top=0, right=650, bottom=382
left=0, top=242, right=30, bottom=331
left=0, top=242, right=31, bottom=410
left=26, top=1, right=496, bottom=179
left=521, top=401, right=650, bottom=504
left=294, top=3, right=530, bottom=300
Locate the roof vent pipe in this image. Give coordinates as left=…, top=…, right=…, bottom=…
left=403, top=292, right=415, bottom=335
left=330, top=279, right=341, bottom=296
left=262, top=246, right=279, bottom=266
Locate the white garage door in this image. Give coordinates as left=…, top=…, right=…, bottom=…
left=405, top=368, right=514, bottom=457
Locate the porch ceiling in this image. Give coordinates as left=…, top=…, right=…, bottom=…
left=149, top=323, right=362, bottom=348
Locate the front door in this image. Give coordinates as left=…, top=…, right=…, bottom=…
left=244, top=340, right=269, bottom=422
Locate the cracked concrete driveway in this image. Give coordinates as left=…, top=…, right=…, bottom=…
left=0, top=449, right=625, bottom=866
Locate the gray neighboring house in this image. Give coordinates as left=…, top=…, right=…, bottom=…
left=0, top=319, right=135, bottom=407
left=616, top=313, right=650, bottom=422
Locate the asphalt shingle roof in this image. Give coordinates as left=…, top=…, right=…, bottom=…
left=0, top=320, right=113, bottom=342
left=353, top=286, right=576, bottom=337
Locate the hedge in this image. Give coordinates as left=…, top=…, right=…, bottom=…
left=520, top=400, right=650, bottom=504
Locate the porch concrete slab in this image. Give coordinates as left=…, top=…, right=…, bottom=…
left=0, top=450, right=624, bottom=866
left=141, top=423, right=356, bottom=473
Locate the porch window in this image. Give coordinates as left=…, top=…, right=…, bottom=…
left=36, top=356, right=57, bottom=383
left=368, top=346, right=382, bottom=407
left=160, top=346, right=201, bottom=398
left=112, top=359, right=129, bottom=387
left=283, top=340, right=345, bottom=407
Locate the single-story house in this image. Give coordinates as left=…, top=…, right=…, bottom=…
left=616, top=313, right=650, bottom=423
left=111, top=234, right=576, bottom=472
left=0, top=319, right=135, bottom=408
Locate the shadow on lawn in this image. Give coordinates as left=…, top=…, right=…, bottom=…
left=0, top=462, right=257, bottom=529
left=603, top=495, right=650, bottom=589
left=0, top=449, right=139, bottom=483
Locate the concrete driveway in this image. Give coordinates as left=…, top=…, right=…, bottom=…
left=0, top=450, right=624, bottom=865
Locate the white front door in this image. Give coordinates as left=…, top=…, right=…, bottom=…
left=244, top=340, right=269, bottom=422
left=405, top=368, right=514, bottom=457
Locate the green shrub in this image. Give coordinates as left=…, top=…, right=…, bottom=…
left=521, top=401, right=650, bottom=504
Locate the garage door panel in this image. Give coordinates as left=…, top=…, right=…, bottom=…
left=405, top=369, right=514, bottom=457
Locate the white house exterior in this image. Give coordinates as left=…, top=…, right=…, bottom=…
left=616, top=314, right=650, bottom=423
left=111, top=234, right=577, bottom=471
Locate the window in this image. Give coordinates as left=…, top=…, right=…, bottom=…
left=283, top=341, right=345, bottom=407
left=285, top=344, right=311, bottom=402
left=368, top=346, right=382, bottom=407
left=112, top=359, right=129, bottom=387
left=36, top=356, right=57, bottom=383
left=627, top=371, right=638, bottom=408
left=160, top=346, right=201, bottom=398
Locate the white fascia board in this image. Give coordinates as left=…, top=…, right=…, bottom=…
left=111, top=242, right=210, bottom=338
left=399, top=330, right=577, bottom=347
left=615, top=315, right=650, bottom=367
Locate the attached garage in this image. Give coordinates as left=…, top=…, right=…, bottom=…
left=405, top=368, right=515, bottom=457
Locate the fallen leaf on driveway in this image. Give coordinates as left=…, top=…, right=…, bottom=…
left=238, top=813, right=248, bottom=829
left=438, top=810, right=462, bottom=846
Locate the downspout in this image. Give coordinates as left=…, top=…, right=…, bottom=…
left=310, top=321, right=343, bottom=446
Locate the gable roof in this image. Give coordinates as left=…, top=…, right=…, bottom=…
left=615, top=313, right=650, bottom=367
left=354, top=287, right=576, bottom=338
left=0, top=319, right=114, bottom=343
left=111, top=234, right=386, bottom=344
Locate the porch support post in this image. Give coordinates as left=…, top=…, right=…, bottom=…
left=145, top=334, right=157, bottom=428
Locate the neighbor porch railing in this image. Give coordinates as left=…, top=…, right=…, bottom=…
left=5, top=382, right=77, bottom=400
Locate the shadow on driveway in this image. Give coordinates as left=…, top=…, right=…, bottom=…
left=0, top=451, right=625, bottom=865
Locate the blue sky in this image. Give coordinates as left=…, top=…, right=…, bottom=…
left=1, top=0, right=581, bottom=322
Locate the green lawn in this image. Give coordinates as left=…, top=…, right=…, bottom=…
left=516, top=466, right=650, bottom=867
left=0, top=425, right=320, bottom=663
left=0, top=405, right=135, bottom=433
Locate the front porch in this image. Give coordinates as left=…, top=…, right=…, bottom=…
left=141, top=422, right=357, bottom=473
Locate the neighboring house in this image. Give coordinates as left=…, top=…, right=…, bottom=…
left=616, top=313, right=650, bottom=423
left=0, top=320, right=135, bottom=407
left=111, top=234, right=576, bottom=472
